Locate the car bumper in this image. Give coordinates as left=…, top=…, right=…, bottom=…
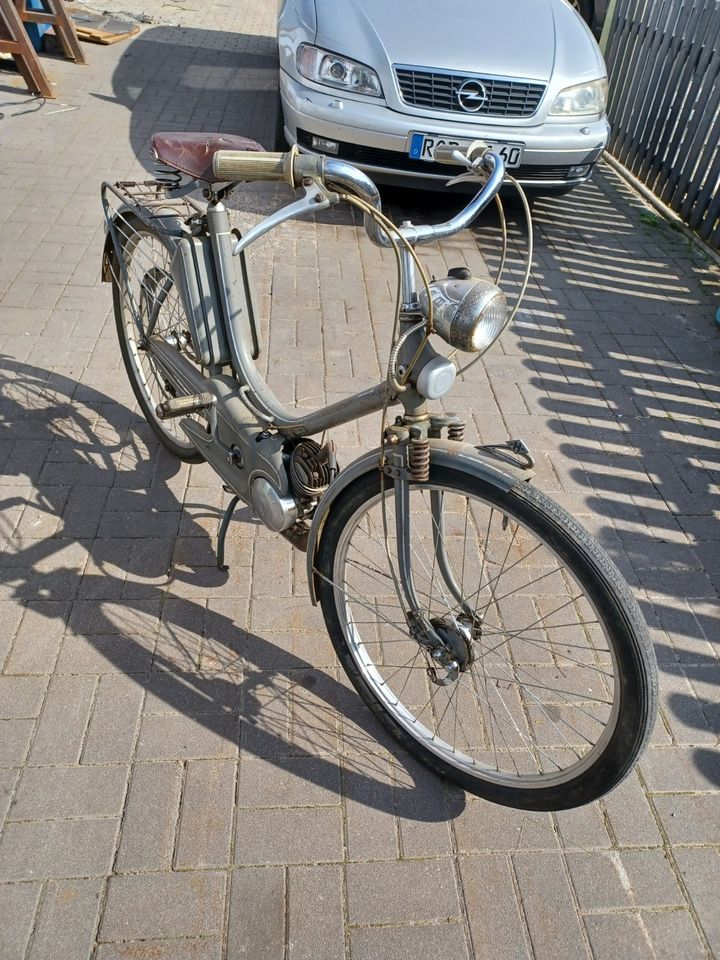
left=280, top=71, right=609, bottom=189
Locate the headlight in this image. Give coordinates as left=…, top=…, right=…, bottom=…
left=420, top=277, right=509, bottom=354
left=296, top=44, right=383, bottom=98
left=550, top=77, right=608, bottom=116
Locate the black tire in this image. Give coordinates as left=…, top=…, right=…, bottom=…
left=110, top=212, right=203, bottom=462
left=316, top=464, right=657, bottom=810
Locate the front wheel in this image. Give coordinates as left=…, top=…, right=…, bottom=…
left=316, top=464, right=657, bottom=810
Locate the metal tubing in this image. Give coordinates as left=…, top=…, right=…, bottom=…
left=430, top=489, right=478, bottom=620
left=392, top=452, right=425, bottom=614
left=150, top=335, right=393, bottom=439
left=321, top=153, right=505, bottom=248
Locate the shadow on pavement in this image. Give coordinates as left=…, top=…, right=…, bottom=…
left=108, top=26, right=279, bottom=168
left=470, top=169, right=719, bottom=772
left=0, top=354, right=465, bottom=821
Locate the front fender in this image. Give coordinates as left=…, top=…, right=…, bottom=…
left=306, top=437, right=532, bottom=604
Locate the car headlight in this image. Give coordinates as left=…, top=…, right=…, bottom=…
left=296, top=44, right=383, bottom=98
left=550, top=77, right=608, bottom=116
left=420, top=277, right=509, bottom=354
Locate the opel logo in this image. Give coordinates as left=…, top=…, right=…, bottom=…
left=458, top=79, right=488, bottom=113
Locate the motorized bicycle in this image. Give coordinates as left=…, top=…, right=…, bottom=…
left=101, top=133, right=656, bottom=810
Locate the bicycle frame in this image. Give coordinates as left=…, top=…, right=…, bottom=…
left=101, top=154, right=515, bottom=652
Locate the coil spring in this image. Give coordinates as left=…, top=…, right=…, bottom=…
left=152, top=163, right=183, bottom=190
left=448, top=421, right=465, bottom=443
left=408, top=437, right=430, bottom=483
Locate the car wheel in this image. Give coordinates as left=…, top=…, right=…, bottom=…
left=569, top=0, right=594, bottom=25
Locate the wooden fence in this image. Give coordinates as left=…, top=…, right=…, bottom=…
left=603, top=0, right=720, bottom=249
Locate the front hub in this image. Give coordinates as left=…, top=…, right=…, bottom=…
left=406, top=611, right=477, bottom=685
left=430, top=616, right=475, bottom=672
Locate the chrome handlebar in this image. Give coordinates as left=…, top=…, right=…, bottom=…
left=212, top=144, right=506, bottom=249
left=321, top=150, right=505, bottom=248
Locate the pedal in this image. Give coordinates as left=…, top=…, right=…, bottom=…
left=156, top=392, right=215, bottom=420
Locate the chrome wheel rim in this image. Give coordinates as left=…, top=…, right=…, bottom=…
left=118, top=228, right=199, bottom=450
left=331, top=484, right=621, bottom=789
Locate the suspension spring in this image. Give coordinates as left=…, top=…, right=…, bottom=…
left=447, top=420, right=466, bottom=443
left=408, top=436, right=430, bottom=483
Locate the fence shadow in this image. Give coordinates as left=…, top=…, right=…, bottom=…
left=0, top=354, right=465, bottom=820
left=466, top=166, right=720, bottom=773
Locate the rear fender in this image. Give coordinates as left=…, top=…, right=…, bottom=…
left=306, top=437, right=532, bottom=604
left=101, top=227, right=115, bottom=283
left=100, top=204, right=185, bottom=284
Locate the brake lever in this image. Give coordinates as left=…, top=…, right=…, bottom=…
left=446, top=169, right=486, bottom=188
left=445, top=155, right=493, bottom=188
left=232, top=179, right=336, bottom=255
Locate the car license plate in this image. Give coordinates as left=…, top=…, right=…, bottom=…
left=409, top=133, right=524, bottom=169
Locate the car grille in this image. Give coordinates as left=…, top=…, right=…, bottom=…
left=296, top=130, right=577, bottom=182
left=395, top=66, right=546, bottom=118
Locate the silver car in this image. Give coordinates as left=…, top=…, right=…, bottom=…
left=277, top=0, right=610, bottom=192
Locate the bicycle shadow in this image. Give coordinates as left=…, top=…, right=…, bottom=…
left=0, top=354, right=465, bottom=821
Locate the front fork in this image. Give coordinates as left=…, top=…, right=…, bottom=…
left=383, top=254, right=479, bottom=683
left=385, top=424, right=477, bottom=685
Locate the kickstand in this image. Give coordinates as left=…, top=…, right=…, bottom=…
left=217, top=494, right=241, bottom=571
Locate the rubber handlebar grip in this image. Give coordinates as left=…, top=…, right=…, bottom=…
left=212, top=151, right=293, bottom=184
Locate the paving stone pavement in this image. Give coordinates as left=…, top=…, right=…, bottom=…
left=1, top=1, right=719, bottom=957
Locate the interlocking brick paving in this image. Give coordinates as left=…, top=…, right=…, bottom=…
left=0, top=1, right=718, bottom=956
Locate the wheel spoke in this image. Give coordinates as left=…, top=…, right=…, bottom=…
left=326, top=476, right=629, bottom=793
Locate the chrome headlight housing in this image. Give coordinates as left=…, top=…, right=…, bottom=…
left=550, top=77, right=608, bottom=116
left=420, top=277, right=509, bottom=354
left=296, top=44, right=383, bottom=98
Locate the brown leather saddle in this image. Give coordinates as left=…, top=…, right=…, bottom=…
left=151, top=132, right=266, bottom=183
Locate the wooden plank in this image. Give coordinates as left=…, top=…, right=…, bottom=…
left=65, top=7, right=140, bottom=44
left=675, top=53, right=720, bottom=220
left=606, top=0, right=655, bottom=142
left=604, top=0, right=720, bottom=249
left=636, top=0, right=708, bottom=183
left=656, top=1, right=720, bottom=206
left=644, top=0, right=713, bottom=192
left=73, top=22, right=139, bottom=44
left=614, top=0, right=676, bottom=167
left=609, top=0, right=659, bottom=145
left=690, top=140, right=720, bottom=237
left=708, top=213, right=720, bottom=248
left=629, top=0, right=694, bottom=177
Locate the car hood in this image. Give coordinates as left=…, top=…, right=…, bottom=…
left=313, top=0, right=557, bottom=81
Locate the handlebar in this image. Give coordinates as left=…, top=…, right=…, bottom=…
left=212, top=144, right=506, bottom=248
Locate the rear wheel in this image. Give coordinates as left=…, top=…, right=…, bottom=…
left=316, top=464, right=657, bottom=810
left=110, top=212, right=203, bottom=462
